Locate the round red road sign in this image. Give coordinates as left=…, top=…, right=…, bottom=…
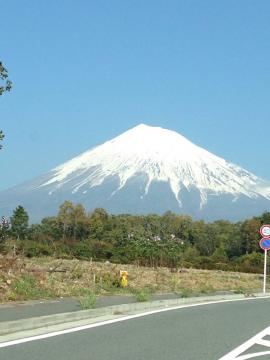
left=260, top=225, right=270, bottom=238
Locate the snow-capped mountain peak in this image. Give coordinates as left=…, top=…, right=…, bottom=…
left=40, top=124, right=269, bottom=209
left=1, top=124, right=269, bottom=222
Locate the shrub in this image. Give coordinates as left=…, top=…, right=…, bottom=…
left=233, top=287, right=246, bottom=294
left=71, top=242, right=93, bottom=259
left=11, top=274, right=52, bottom=299
left=200, top=284, right=215, bottom=294
left=79, top=290, right=97, bottom=309
left=95, top=272, right=120, bottom=290
left=19, top=240, right=53, bottom=258
left=179, top=288, right=192, bottom=298
left=71, top=267, right=84, bottom=279
left=132, top=288, right=152, bottom=302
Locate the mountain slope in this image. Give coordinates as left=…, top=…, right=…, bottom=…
left=1, top=124, right=270, bottom=222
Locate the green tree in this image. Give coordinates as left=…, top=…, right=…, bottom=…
left=88, top=208, right=109, bottom=240
left=11, top=206, right=29, bottom=240
left=57, top=201, right=74, bottom=241
left=211, top=244, right=228, bottom=263
left=240, top=218, right=261, bottom=254
left=57, top=201, right=89, bottom=242
left=0, top=61, right=12, bottom=95
left=1, top=61, right=12, bottom=150
left=71, top=204, right=88, bottom=241
left=40, top=217, right=62, bottom=241
left=0, top=216, right=10, bottom=249
left=259, top=212, right=270, bottom=225
left=0, top=130, right=4, bottom=150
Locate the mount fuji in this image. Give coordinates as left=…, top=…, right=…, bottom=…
left=1, top=124, right=270, bottom=222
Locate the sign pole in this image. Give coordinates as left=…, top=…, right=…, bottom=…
left=259, top=226, right=270, bottom=294
left=264, top=249, right=267, bottom=294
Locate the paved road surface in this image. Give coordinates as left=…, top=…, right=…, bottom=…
left=1, top=298, right=270, bottom=359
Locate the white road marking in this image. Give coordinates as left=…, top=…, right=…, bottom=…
left=236, top=351, right=270, bottom=360
left=219, top=325, right=270, bottom=359
left=256, top=339, right=270, bottom=347
left=0, top=296, right=270, bottom=349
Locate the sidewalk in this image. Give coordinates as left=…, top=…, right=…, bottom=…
left=0, top=293, right=183, bottom=323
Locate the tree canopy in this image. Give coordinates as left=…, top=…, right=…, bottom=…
left=0, top=60, right=12, bottom=150
left=0, top=61, right=12, bottom=96
left=11, top=205, right=29, bottom=240
left=1, top=200, right=268, bottom=273
left=0, top=131, right=4, bottom=150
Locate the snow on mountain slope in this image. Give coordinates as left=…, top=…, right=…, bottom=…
left=1, top=124, right=270, bottom=222
left=39, top=124, right=270, bottom=208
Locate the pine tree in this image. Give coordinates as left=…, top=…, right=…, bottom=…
left=11, top=206, right=29, bottom=240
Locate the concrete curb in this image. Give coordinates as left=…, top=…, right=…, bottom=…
left=1, top=293, right=269, bottom=336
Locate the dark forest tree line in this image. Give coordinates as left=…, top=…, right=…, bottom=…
left=1, top=201, right=270, bottom=273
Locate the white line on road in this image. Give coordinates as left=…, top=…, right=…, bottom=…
left=218, top=325, right=270, bottom=359
left=0, top=296, right=270, bottom=349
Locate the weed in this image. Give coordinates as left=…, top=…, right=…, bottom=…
left=132, top=288, right=152, bottom=302
left=233, top=287, right=246, bottom=294
left=113, top=310, right=124, bottom=315
left=79, top=290, right=97, bottom=309
left=7, top=291, right=17, bottom=301
left=170, top=275, right=179, bottom=292
left=71, top=267, right=84, bottom=280
left=0, top=256, right=263, bottom=303
left=179, top=288, right=192, bottom=298
left=200, top=284, right=215, bottom=294
left=11, top=274, right=52, bottom=300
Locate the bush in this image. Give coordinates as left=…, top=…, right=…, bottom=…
left=79, top=290, right=97, bottom=309
left=179, top=288, right=192, bottom=298
left=241, top=252, right=263, bottom=267
left=90, top=240, right=113, bottom=260
left=55, top=244, right=73, bottom=259
left=132, top=288, right=152, bottom=302
left=11, top=274, right=52, bottom=299
left=233, top=287, right=246, bottom=294
left=200, top=284, right=215, bottom=294
left=19, top=240, right=53, bottom=257
left=189, top=256, right=216, bottom=270
left=71, top=242, right=93, bottom=259
left=95, top=272, right=120, bottom=290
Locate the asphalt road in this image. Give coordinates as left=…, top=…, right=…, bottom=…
left=1, top=298, right=270, bottom=360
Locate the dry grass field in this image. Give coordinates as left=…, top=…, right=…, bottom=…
left=0, top=256, right=265, bottom=302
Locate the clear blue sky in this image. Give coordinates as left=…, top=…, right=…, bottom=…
left=1, top=0, right=270, bottom=191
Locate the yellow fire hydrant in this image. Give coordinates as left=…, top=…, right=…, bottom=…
left=120, top=271, right=128, bottom=288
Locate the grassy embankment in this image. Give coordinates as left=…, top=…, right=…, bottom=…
left=0, top=256, right=265, bottom=305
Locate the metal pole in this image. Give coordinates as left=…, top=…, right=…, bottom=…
left=263, top=249, right=267, bottom=294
